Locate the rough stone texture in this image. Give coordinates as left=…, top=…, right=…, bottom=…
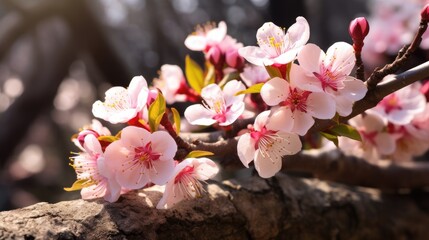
left=1, top=174, right=429, bottom=239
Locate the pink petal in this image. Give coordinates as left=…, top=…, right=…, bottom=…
left=156, top=181, right=176, bottom=209
left=325, top=42, right=355, bottom=75
left=261, top=77, right=289, bottom=106
left=253, top=110, right=271, bottom=131
left=272, top=48, right=300, bottom=64
left=116, top=164, right=149, bottom=190
left=360, top=113, right=386, bottom=132
left=340, top=77, right=368, bottom=101
left=291, top=111, right=314, bottom=136
left=306, top=92, right=336, bottom=119
left=289, top=64, right=323, bottom=92
left=81, top=183, right=107, bottom=200
left=237, top=133, right=256, bottom=167
left=286, top=17, right=310, bottom=49
left=334, top=96, right=354, bottom=117
left=254, top=150, right=282, bottom=178
left=201, top=83, right=223, bottom=101
left=266, top=107, right=294, bottom=132
left=184, top=104, right=217, bottom=126
left=297, top=43, right=324, bottom=74
left=375, top=133, right=396, bottom=155
left=128, top=75, right=149, bottom=110
left=220, top=102, right=245, bottom=126
left=121, top=126, right=151, bottom=148
left=192, top=158, right=219, bottom=180
left=103, top=179, right=122, bottom=202
left=151, top=131, right=177, bottom=160
left=149, top=159, right=175, bottom=185
left=83, top=134, right=102, bottom=156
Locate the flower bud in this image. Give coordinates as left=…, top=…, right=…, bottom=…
left=207, top=46, right=222, bottom=66
left=225, top=49, right=244, bottom=69
left=421, top=4, right=429, bottom=21
left=76, top=129, right=99, bottom=148
left=349, top=17, right=370, bottom=43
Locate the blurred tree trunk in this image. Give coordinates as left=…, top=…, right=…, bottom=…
left=1, top=174, right=428, bottom=239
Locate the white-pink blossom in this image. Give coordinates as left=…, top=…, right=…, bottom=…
left=184, top=22, right=227, bottom=52
left=92, top=76, right=149, bottom=124
left=338, top=113, right=398, bottom=162
left=184, top=80, right=245, bottom=126
left=71, top=134, right=121, bottom=202
left=240, top=64, right=270, bottom=86
left=368, top=81, right=426, bottom=125
left=238, top=17, right=310, bottom=66
left=73, top=119, right=111, bottom=150
left=104, top=126, right=177, bottom=189
left=295, top=42, right=367, bottom=116
left=237, top=110, right=302, bottom=178
left=156, top=157, right=219, bottom=209
left=153, top=64, right=187, bottom=104
left=260, top=76, right=336, bottom=135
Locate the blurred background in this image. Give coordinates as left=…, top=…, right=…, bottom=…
left=2, top=0, right=421, bottom=210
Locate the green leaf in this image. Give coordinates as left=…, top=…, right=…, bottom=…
left=148, top=92, right=166, bottom=132
left=171, top=107, right=181, bottom=135
left=235, top=83, right=264, bottom=96
left=185, top=55, right=204, bottom=94
left=330, top=123, right=362, bottom=141
left=98, top=135, right=118, bottom=143
left=320, top=132, right=339, bottom=147
left=185, top=150, right=214, bottom=159
left=64, top=179, right=95, bottom=192
left=265, top=65, right=283, bottom=79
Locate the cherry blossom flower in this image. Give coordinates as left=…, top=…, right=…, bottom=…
left=240, top=65, right=270, bottom=86
left=156, top=158, right=219, bottom=209
left=184, top=22, right=227, bottom=52
left=184, top=80, right=245, bottom=126
left=104, top=126, right=177, bottom=189
left=153, top=64, right=188, bottom=104
left=338, top=113, right=398, bottom=162
left=237, top=110, right=302, bottom=178
left=260, top=76, right=336, bottom=135
left=92, top=76, right=149, bottom=124
left=368, top=82, right=426, bottom=125
left=70, top=134, right=121, bottom=202
left=295, top=42, right=367, bottom=116
left=73, top=119, right=111, bottom=150
left=238, top=17, right=310, bottom=66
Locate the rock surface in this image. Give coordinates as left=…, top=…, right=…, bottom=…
left=1, top=174, right=429, bottom=239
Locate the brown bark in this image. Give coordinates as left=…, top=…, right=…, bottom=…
left=1, top=174, right=429, bottom=240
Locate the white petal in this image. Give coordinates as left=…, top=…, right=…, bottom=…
left=253, top=110, right=271, bottom=131
left=335, top=96, right=354, bottom=117
left=220, top=102, right=245, bottom=126
left=291, top=111, right=314, bottom=136
left=237, top=133, right=256, bottom=167
left=340, top=77, right=367, bottom=101
left=184, top=104, right=216, bottom=126
left=277, top=132, right=302, bottom=155
left=254, top=150, right=282, bottom=178
left=184, top=35, right=207, bottom=51
left=286, top=17, right=310, bottom=49
left=192, top=158, right=219, bottom=180
left=222, top=80, right=246, bottom=106
left=297, top=43, right=324, bottom=74
left=121, top=126, right=151, bottom=148
left=151, top=131, right=177, bottom=160
left=325, top=42, right=355, bottom=75
left=238, top=46, right=270, bottom=66
left=306, top=92, right=336, bottom=119
left=256, top=22, right=285, bottom=57
left=375, top=133, right=396, bottom=155
left=289, top=64, right=323, bottom=92
left=201, top=83, right=223, bottom=101
left=149, top=159, right=175, bottom=185
left=266, top=107, right=294, bottom=132
left=261, top=77, right=289, bottom=106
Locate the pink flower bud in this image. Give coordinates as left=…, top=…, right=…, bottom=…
left=225, top=49, right=244, bottom=69
left=421, top=4, right=429, bottom=21
left=207, top=46, right=222, bottom=66
left=77, top=129, right=99, bottom=148
left=349, top=17, right=370, bottom=43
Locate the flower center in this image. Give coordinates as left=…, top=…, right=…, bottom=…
left=379, top=94, right=402, bottom=114
left=313, top=68, right=339, bottom=91
left=173, top=165, right=205, bottom=199
left=281, top=87, right=311, bottom=113
left=203, top=97, right=229, bottom=123
left=250, top=126, right=290, bottom=161
left=134, top=142, right=161, bottom=169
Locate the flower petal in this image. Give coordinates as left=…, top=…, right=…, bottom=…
left=222, top=80, right=246, bottom=106
left=291, top=111, right=314, bottom=136
left=192, top=158, right=219, bottom=180
left=254, top=150, right=282, bottom=178
left=238, top=46, right=270, bottom=66
left=151, top=131, right=177, bottom=160
left=340, top=77, right=368, bottom=101
left=184, top=35, right=207, bottom=51
left=297, top=43, right=324, bottom=74
left=149, top=159, right=175, bottom=185
left=237, top=133, right=256, bottom=167
left=184, top=104, right=217, bottom=126
left=261, top=77, right=289, bottom=106
left=286, top=17, right=310, bottom=50
left=289, top=64, right=323, bottom=92
left=325, top=42, right=355, bottom=75
left=306, top=92, right=336, bottom=119
left=266, top=107, right=294, bottom=132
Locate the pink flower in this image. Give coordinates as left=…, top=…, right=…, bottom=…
left=92, top=76, right=149, bottom=124
left=295, top=42, right=367, bottom=116
left=184, top=22, right=227, bottom=52
left=71, top=134, right=121, bottom=202
left=237, top=110, right=302, bottom=178
left=153, top=65, right=187, bottom=104
left=104, top=126, right=177, bottom=189
left=73, top=119, right=111, bottom=150
left=238, top=17, right=310, bottom=66
left=156, top=157, right=219, bottom=209
left=339, top=113, right=397, bottom=162
left=184, top=80, right=245, bottom=126
left=368, top=82, right=426, bottom=125
left=240, top=64, right=270, bottom=86
left=260, top=76, right=336, bottom=135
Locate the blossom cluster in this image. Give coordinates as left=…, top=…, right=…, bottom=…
left=339, top=80, right=429, bottom=162
left=67, top=12, right=429, bottom=208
